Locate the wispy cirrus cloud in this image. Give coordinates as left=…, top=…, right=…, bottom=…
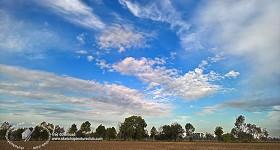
left=194, top=0, right=280, bottom=92
left=0, top=10, right=67, bottom=53
left=0, top=64, right=172, bottom=124
left=39, top=0, right=105, bottom=29
left=119, top=0, right=201, bottom=50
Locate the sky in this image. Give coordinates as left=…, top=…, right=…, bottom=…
left=0, top=0, right=279, bottom=137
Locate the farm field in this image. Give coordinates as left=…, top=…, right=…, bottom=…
left=1, top=141, right=280, bottom=150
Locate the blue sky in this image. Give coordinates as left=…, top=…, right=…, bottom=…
left=0, top=0, right=279, bottom=137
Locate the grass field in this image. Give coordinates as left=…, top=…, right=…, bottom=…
left=1, top=141, right=280, bottom=150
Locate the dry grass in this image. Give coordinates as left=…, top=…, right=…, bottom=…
left=1, top=141, right=280, bottom=150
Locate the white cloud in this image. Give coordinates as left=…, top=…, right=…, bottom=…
left=40, top=0, right=105, bottom=29
left=195, top=0, right=280, bottom=90
left=225, top=70, right=240, bottom=78
left=273, top=106, right=280, bottom=111
left=0, top=10, right=67, bottom=53
left=210, top=53, right=223, bottom=63
left=96, top=59, right=111, bottom=69
left=119, top=0, right=200, bottom=50
left=111, top=57, right=221, bottom=101
left=76, top=33, right=86, bottom=45
left=170, top=52, right=176, bottom=59
left=96, top=25, right=154, bottom=52
left=0, top=64, right=172, bottom=124
left=87, top=55, right=94, bottom=62
left=76, top=50, right=88, bottom=54
left=199, top=60, right=208, bottom=69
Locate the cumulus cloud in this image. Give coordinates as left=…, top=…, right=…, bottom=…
left=111, top=57, right=222, bottom=101
left=225, top=70, right=240, bottom=78
left=87, top=55, right=94, bottom=62
left=0, top=64, right=172, bottom=124
left=39, top=0, right=105, bottom=29
left=96, top=25, right=154, bottom=52
left=96, top=59, right=111, bottom=69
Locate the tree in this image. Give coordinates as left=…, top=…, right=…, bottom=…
left=106, top=127, right=116, bottom=140
left=260, top=128, right=269, bottom=140
left=31, top=122, right=50, bottom=141
left=214, top=126, right=224, bottom=141
left=80, top=121, right=91, bottom=133
left=205, top=132, right=214, bottom=140
left=68, top=124, right=78, bottom=134
left=30, top=122, right=52, bottom=140
left=96, top=124, right=106, bottom=139
left=121, top=116, right=147, bottom=141
left=54, top=125, right=65, bottom=136
left=231, top=115, right=268, bottom=142
left=75, top=130, right=85, bottom=138
left=150, top=126, right=157, bottom=141
left=223, top=133, right=234, bottom=142
left=0, top=122, right=11, bottom=140
left=161, top=125, right=172, bottom=140
left=171, top=122, right=184, bottom=141
left=232, top=115, right=246, bottom=140
left=185, top=123, right=195, bottom=141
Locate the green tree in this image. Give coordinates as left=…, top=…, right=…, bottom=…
left=121, top=116, right=147, bottom=141
left=75, top=130, right=85, bottom=138
left=54, top=125, right=65, bottom=136
left=106, top=127, right=116, bottom=140
left=214, top=126, right=224, bottom=141
left=80, top=121, right=91, bottom=133
left=68, top=124, right=78, bottom=134
left=10, top=128, right=25, bottom=141
left=205, top=132, right=214, bottom=140
left=185, top=123, right=195, bottom=141
left=150, top=126, right=157, bottom=141
left=231, top=115, right=268, bottom=142
left=171, top=122, right=184, bottom=141
left=222, top=133, right=234, bottom=142
left=96, top=124, right=106, bottom=139
left=232, top=115, right=246, bottom=140
left=161, top=125, right=172, bottom=140
left=30, top=122, right=52, bottom=141
left=0, top=122, right=11, bottom=140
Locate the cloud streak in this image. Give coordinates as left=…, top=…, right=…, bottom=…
left=195, top=0, right=280, bottom=91
left=0, top=10, right=67, bottom=53
left=0, top=64, right=172, bottom=124
left=119, top=0, right=199, bottom=50
left=198, top=98, right=280, bottom=115
left=40, top=0, right=105, bottom=29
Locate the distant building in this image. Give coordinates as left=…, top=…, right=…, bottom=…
left=193, top=133, right=204, bottom=140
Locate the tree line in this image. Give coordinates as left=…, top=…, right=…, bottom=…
left=0, top=115, right=274, bottom=142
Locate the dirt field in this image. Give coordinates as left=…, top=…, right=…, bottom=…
left=1, top=141, right=280, bottom=150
